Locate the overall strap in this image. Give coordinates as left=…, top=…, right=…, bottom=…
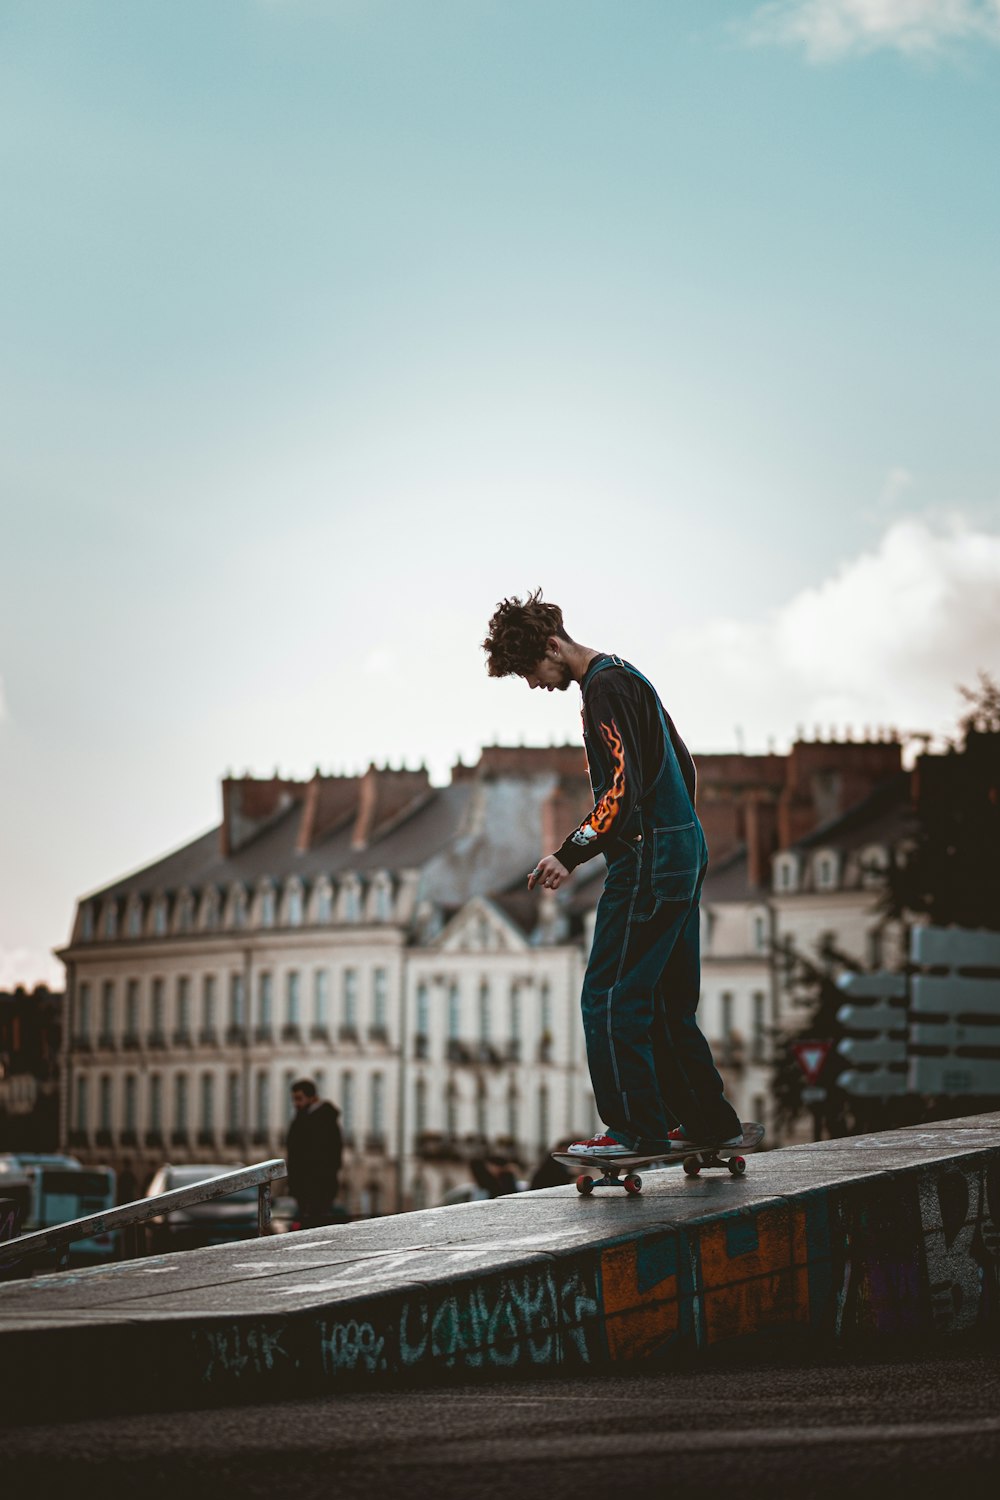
left=584, top=655, right=695, bottom=804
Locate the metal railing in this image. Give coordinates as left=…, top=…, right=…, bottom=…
left=0, top=1158, right=287, bottom=1273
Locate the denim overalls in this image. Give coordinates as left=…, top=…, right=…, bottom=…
left=579, top=656, right=741, bottom=1150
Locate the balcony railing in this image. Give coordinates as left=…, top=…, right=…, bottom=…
left=368, top=1025, right=390, bottom=1044
left=122, top=1033, right=141, bottom=1051
left=147, top=1031, right=167, bottom=1051
left=309, top=1025, right=331, bottom=1043
left=172, top=1030, right=193, bottom=1048
left=280, top=1025, right=302, bottom=1044
left=97, top=1033, right=117, bottom=1052
left=198, top=1029, right=218, bottom=1047
left=414, top=1034, right=429, bottom=1059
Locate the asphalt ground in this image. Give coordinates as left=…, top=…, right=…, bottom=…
left=7, top=1337, right=1000, bottom=1500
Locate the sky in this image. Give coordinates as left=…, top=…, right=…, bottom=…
left=1, top=0, right=998, bottom=989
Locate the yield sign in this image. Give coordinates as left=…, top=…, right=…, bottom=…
left=792, top=1040, right=832, bottom=1085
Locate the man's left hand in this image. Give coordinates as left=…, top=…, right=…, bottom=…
left=528, top=854, right=570, bottom=892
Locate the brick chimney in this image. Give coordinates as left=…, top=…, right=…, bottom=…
left=220, top=776, right=305, bottom=858
left=351, top=764, right=432, bottom=850
left=745, top=793, right=779, bottom=889
left=296, top=773, right=362, bottom=853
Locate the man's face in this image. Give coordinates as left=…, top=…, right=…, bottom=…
left=291, top=1090, right=311, bottom=1112
left=522, top=655, right=572, bottom=692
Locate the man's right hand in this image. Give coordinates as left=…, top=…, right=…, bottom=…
left=528, top=854, right=570, bottom=892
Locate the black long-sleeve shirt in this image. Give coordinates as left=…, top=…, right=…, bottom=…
left=555, top=658, right=696, bottom=872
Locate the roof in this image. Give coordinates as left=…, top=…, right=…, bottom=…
left=791, top=771, right=915, bottom=854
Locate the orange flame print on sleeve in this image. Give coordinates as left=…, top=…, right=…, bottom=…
left=570, top=719, right=626, bottom=847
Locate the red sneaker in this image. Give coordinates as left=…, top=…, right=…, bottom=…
left=567, top=1133, right=632, bottom=1158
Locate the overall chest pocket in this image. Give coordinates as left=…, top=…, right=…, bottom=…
left=651, top=821, right=703, bottom=902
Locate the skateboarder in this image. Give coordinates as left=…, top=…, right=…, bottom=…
left=483, top=590, right=742, bottom=1161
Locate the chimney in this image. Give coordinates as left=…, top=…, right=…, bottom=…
left=745, top=794, right=779, bottom=889
left=220, top=775, right=305, bottom=857
left=351, top=764, right=432, bottom=850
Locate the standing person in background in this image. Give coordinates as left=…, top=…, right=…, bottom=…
left=286, top=1077, right=344, bottom=1228
left=483, top=589, right=743, bottom=1162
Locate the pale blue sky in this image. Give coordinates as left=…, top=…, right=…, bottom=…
left=2, top=0, right=998, bottom=986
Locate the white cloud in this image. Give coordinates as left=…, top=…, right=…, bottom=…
left=669, top=517, right=1000, bottom=752
left=746, top=0, right=1000, bottom=61
left=878, top=465, right=915, bottom=508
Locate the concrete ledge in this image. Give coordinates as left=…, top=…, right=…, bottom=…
left=2, top=1114, right=999, bottom=1420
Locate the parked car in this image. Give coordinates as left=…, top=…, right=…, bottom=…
left=0, top=1154, right=117, bottom=1269
left=143, top=1163, right=263, bottom=1253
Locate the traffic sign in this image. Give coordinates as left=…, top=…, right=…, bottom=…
left=791, top=1040, right=831, bottom=1085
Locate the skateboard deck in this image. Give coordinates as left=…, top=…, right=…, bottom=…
left=552, top=1122, right=765, bottom=1195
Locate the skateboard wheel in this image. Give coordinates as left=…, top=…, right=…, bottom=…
left=682, top=1156, right=701, bottom=1177
left=576, top=1174, right=595, bottom=1195
left=623, top=1173, right=642, bottom=1195
left=728, top=1156, right=746, bottom=1176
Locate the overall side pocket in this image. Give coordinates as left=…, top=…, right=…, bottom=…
left=650, top=821, right=703, bottom=903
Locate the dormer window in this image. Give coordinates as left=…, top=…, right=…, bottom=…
left=774, top=855, right=799, bottom=894
left=259, top=884, right=276, bottom=929
left=126, top=898, right=143, bottom=938
left=102, top=901, right=119, bottom=940
left=200, top=887, right=221, bottom=931
left=176, top=891, right=195, bottom=933
left=340, top=877, right=361, bottom=923
left=285, top=880, right=304, bottom=928
left=860, top=844, right=889, bottom=890
left=227, top=885, right=248, bottom=930
left=80, top=904, right=95, bottom=941
left=814, top=850, right=839, bottom=892
left=152, top=896, right=168, bottom=937
left=314, top=880, right=333, bottom=924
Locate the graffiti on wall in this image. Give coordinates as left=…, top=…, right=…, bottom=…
left=919, top=1160, right=1000, bottom=1334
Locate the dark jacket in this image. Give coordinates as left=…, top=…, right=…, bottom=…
left=286, top=1100, right=343, bottom=1204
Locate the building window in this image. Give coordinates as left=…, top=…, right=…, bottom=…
left=415, top=1076, right=427, bottom=1134
left=447, top=983, right=460, bottom=1040
left=127, top=901, right=143, bottom=938
left=178, top=893, right=194, bottom=932
left=752, top=991, right=767, bottom=1064
left=371, top=1073, right=385, bottom=1138
left=478, top=981, right=491, bottom=1042
left=200, top=1073, right=215, bottom=1131
left=507, top=1086, right=519, bottom=1143
left=341, top=1072, right=355, bottom=1138
left=753, top=912, right=768, bottom=953
left=153, top=898, right=167, bottom=937
left=202, top=975, right=216, bottom=1035
left=81, top=905, right=95, bottom=941
left=373, top=968, right=389, bottom=1032
left=316, top=883, right=333, bottom=923
left=255, top=1071, right=270, bottom=1134
left=125, top=980, right=139, bottom=1041
left=176, top=977, right=190, bottom=1039
left=343, top=881, right=361, bottom=923
left=229, top=973, right=245, bottom=1031
left=175, top=1074, right=189, bottom=1133
left=375, top=880, right=392, bottom=922
left=314, top=970, right=329, bottom=1029
left=509, top=985, right=521, bottom=1039
left=74, top=1074, right=89, bottom=1132
left=226, top=1072, right=241, bottom=1133
left=103, top=902, right=118, bottom=940
left=475, top=1077, right=487, bottom=1139
left=537, top=1083, right=549, bottom=1152
left=99, top=981, right=114, bottom=1040
left=149, top=1074, right=163, bottom=1131
left=260, top=887, right=276, bottom=928
left=77, top=982, right=92, bottom=1042
left=150, top=978, right=165, bottom=1042
left=287, top=884, right=303, bottom=927
left=445, top=1081, right=458, bottom=1138
left=342, top=969, right=358, bottom=1032
left=286, top=971, right=301, bottom=1028
left=416, top=982, right=429, bottom=1040
left=257, top=972, right=273, bottom=1032
left=540, top=981, right=552, bottom=1037
left=721, top=992, right=734, bottom=1045
left=815, top=852, right=838, bottom=891
left=124, top=1074, right=138, bottom=1133
left=99, top=1074, right=112, bottom=1132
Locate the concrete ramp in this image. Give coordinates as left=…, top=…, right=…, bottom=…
left=2, top=1114, right=998, bottom=1419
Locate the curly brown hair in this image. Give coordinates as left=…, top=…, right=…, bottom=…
left=482, top=589, right=573, bottom=678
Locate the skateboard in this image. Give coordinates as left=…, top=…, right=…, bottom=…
left=552, top=1122, right=765, bottom=1196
